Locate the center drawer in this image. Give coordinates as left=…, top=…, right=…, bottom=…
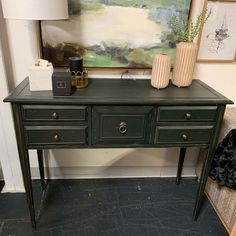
left=25, top=126, right=87, bottom=146
left=92, top=106, right=154, bottom=145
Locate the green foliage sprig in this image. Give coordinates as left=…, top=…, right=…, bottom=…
left=169, top=8, right=211, bottom=43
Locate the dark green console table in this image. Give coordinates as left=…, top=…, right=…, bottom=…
left=4, top=78, right=233, bottom=227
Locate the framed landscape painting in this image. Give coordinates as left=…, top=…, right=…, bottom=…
left=41, top=0, right=192, bottom=69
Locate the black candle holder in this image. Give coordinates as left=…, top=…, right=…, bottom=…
left=69, top=57, right=83, bottom=73
left=69, top=57, right=88, bottom=89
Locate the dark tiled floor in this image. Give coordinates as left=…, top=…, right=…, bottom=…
left=0, top=178, right=228, bottom=236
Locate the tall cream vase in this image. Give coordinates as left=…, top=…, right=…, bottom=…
left=172, top=42, right=198, bottom=87
left=151, top=54, right=171, bottom=89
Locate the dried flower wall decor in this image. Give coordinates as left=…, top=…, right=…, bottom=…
left=198, top=0, right=236, bottom=62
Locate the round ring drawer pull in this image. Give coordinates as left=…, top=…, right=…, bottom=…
left=54, top=134, right=60, bottom=142
left=52, top=112, right=59, bottom=119
left=119, top=122, right=128, bottom=134
left=185, top=113, right=191, bottom=120
left=182, top=134, right=188, bottom=141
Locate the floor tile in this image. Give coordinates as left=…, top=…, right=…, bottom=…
left=0, top=178, right=228, bottom=236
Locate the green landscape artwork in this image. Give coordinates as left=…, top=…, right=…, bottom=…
left=41, top=0, right=191, bottom=68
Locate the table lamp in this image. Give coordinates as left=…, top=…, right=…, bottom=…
left=1, top=0, right=69, bottom=91
left=1, top=0, right=68, bottom=56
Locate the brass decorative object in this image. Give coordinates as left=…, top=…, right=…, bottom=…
left=69, top=57, right=88, bottom=89
left=71, top=70, right=88, bottom=89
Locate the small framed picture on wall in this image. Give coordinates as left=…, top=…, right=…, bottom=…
left=198, top=0, right=236, bottom=62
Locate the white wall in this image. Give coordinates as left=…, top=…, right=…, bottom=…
left=194, top=63, right=236, bottom=103
left=0, top=0, right=235, bottom=191
left=0, top=9, right=24, bottom=190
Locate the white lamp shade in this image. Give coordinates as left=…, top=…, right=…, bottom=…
left=1, top=0, right=68, bottom=20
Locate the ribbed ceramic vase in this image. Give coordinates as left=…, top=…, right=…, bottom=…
left=172, top=42, right=198, bottom=87
left=151, top=54, right=171, bottom=89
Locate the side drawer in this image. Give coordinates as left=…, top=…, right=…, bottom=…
left=155, top=126, right=213, bottom=144
left=25, top=126, right=87, bottom=146
left=92, top=106, right=154, bottom=145
left=157, top=106, right=217, bottom=122
left=22, top=105, right=87, bottom=121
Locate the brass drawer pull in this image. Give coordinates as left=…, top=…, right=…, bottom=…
left=52, top=112, right=59, bottom=119
left=186, top=113, right=191, bottom=120
left=119, top=122, right=128, bottom=134
left=182, top=134, right=188, bottom=141
left=185, top=113, right=191, bottom=120
left=54, top=134, right=60, bottom=142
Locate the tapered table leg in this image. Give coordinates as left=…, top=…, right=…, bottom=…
left=22, top=150, right=36, bottom=228
left=12, top=104, right=36, bottom=228
left=193, top=148, right=212, bottom=220
left=176, top=148, right=186, bottom=185
left=193, top=105, right=225, bottom=220
left=37, top=150, right=46, bottom=190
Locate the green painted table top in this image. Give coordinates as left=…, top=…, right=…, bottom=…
left=4, top=78, right=233, bottom=105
